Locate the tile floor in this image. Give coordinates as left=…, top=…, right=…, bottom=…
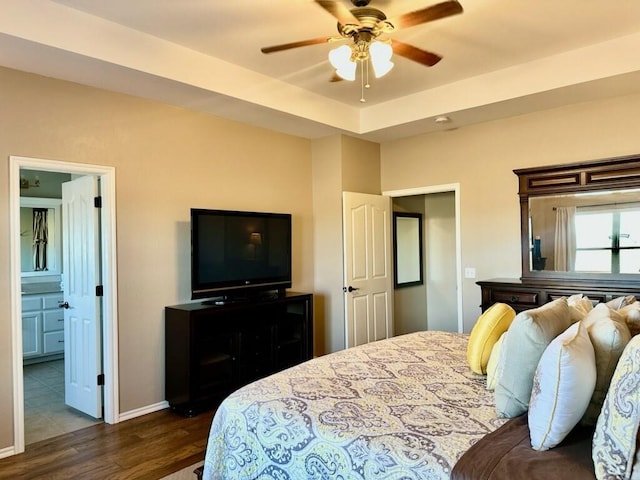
left=23, top=359, right=102, bottom=445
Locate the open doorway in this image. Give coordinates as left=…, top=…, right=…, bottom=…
left=384, top=184, right=462, bottom=335
left=9, top=156, right=119, bottom=455
left=19, top=170, right=103, bottom=444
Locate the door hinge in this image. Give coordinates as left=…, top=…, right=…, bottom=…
left=97, top=373, right=105, bottom=386
left=94, top=196, right=102, bottom=208
left=96, top=285, right=104, bottom=297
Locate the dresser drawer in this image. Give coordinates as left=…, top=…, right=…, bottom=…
left=492, top=290, right=539, bottom=307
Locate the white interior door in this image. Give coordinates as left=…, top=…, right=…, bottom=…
left=343, top=191, right=394, bottom=348
left=62, top=175, right=103, bottom=419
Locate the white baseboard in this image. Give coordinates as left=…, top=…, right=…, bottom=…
left=118, top=401, right=169, bottom=422
left=0, top=445, right=16, bottom=460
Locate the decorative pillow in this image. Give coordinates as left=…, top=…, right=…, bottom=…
left=606, top=295, right=636, bottom=310
left=528, top=322, right=596, bottom=451
left=593, top=335, right=640, bottom=479
left=619, top=301, right=640, bottom=336
left=494, top=297, right=572, bottom=418
left=567, top=293, right=594, bottom=323
left=581, top=304, right=632, bottom=426
left=486, top=331, right=506, bottom=391
left=581, top=301, right=624, bottom=329
left=467, top=303, right=516, bottom=374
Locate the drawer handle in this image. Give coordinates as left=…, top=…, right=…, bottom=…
left=58, top=340, right=64, bottom=343
left=510, top=295, right=519, bottom=303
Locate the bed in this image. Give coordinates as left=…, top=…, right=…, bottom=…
left=201, top=331, right=506, bottom=479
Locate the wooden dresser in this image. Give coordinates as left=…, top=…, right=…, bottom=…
left=477, top=278, right=640, bottom=313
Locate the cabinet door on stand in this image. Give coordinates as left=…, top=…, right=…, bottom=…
left=195, top=330, right=236, bottom=399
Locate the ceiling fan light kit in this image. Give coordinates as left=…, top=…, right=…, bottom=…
left=329, top=40, right=394, bottom=81
left=261, top=0, right=464, bottom=102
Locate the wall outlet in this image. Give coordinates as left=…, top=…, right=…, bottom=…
left=464, top=267, right=476, bottom=279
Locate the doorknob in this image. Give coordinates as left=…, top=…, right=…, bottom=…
left=343, top=286, right=360, bottom=293
left=58, top=301, right=70, bottom=309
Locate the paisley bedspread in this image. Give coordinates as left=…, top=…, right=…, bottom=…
left=202, top=331, right=505, bottom=480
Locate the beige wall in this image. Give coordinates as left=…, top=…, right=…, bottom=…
left=311, top=134, right=381, bottom=354
left=311, top=136, right=343, bottom=354
left=341, top=135, right=381, bottom=194
left=0, top=67, right=314, bottom=448
left=381, top=92, right=640, bottom=332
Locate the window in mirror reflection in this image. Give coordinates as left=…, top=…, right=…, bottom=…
left=530, top=190, right=640, bottom=274
left=574, top=206, right=640, bottom=273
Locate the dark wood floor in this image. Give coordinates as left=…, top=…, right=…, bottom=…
left=0, top=408, right=215, bottom=480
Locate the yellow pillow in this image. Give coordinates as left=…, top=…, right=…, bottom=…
left=467, top=303, right=516, bottom=374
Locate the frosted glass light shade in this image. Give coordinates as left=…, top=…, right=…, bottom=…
left=370, top=41, right=394, bottom=78
left=329, top=45, right=356, bottom=81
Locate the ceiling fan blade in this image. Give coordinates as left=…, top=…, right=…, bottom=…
left=386, top=0, right=463, bottom=30
left=392, top=40, right=442, bottom=66
left=315, top=0, right=361, bottom=26
left=261, top=37, right=332, bottom=54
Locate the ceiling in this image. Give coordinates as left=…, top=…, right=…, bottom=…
left=2, top=1, right=640, bottom=142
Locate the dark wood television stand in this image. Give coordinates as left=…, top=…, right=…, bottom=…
left=164, top=291, right=313, bottom=416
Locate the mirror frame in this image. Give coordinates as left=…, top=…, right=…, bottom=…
left=20, top=196, right=62, bottom=277
left=393, top=212, right=424, bottom=288
left=515, top=154, right=640, bottom=283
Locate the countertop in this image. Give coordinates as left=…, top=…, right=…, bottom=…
left=21, top=282, right=63, bottom=295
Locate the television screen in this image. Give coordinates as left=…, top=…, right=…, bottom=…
left=191, top=209, right=292, bottom=300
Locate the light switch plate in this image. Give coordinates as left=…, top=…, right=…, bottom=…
left=464, top=267, right=476, bottom=279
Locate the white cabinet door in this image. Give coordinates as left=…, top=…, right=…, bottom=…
left=22, top=312, right=41, bottom=357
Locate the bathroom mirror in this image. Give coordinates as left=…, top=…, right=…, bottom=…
left=393, top=212, right=424, bottom=288
left=20, top=197, right=62, bottom=276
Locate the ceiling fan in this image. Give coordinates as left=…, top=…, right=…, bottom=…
left=261, top=0, right=463, bottom=88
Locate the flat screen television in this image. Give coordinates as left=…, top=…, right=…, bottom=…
left=190, top=208, right=292, bottom=301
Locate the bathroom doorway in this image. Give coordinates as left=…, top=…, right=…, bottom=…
left=9, top=155, right=119, bottom=454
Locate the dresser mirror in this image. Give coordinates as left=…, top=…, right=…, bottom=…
left=516, top=155, right=640, bottom=282
left=20, top=197, right=62, bottom=276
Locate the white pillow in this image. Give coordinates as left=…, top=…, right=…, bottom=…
left=606, top=295, right=636, bottom=310
left=494, top=298, right=572, bottom=418
left=567, top=293, right=594, bottom=323
left=619, top=301, right=640, bottom=336
left=582, top=301, right=624, bottom=329
left=528, top=322, right=596, bottom=451
left=486, top=331, right=506, bottom=391
left=581, top=304, right=632, bottom=426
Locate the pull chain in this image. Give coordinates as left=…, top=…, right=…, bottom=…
left=360, top=60, right=366, bottom=103
left=360, top=60, right=372, bottom=103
